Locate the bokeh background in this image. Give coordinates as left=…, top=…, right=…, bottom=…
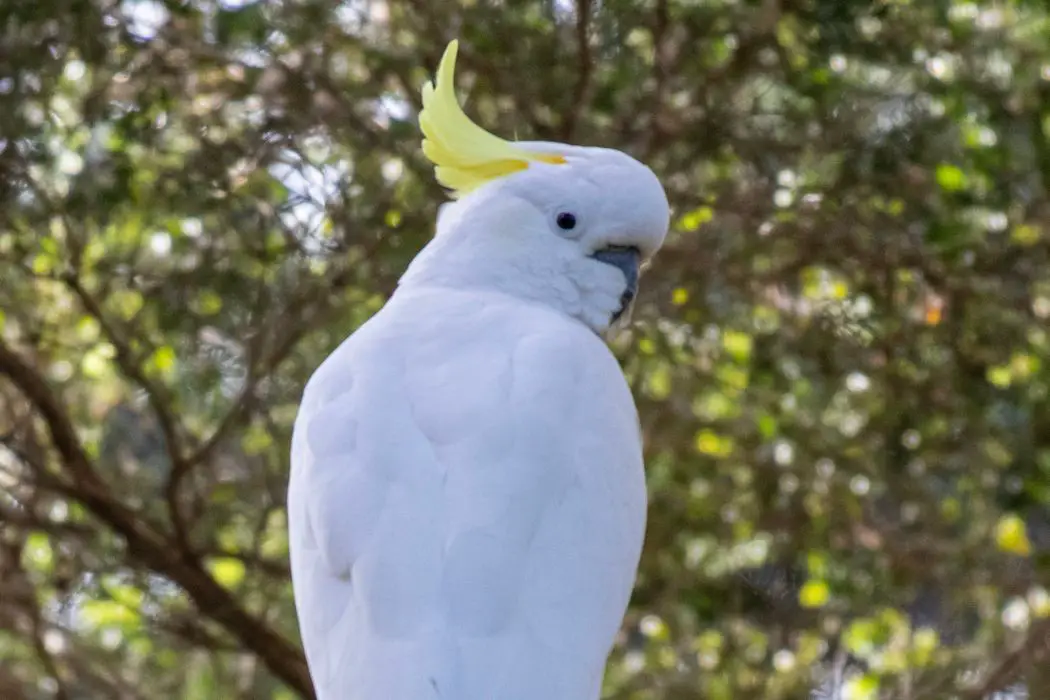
left=2, top=0, right=1050, bottom=698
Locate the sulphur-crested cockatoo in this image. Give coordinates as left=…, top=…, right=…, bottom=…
left=288, top=40, right=670, bottom=700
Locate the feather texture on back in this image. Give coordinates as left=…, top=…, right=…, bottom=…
left=289, top=286, right=647, bottom=700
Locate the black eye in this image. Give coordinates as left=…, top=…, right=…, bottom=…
left=555, top=212, right=577, bottom=230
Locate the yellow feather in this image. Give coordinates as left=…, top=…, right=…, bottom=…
left=419, top=40, right=566, bottom=196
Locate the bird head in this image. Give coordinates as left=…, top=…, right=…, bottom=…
left=401, top=40, right=670, bottom=333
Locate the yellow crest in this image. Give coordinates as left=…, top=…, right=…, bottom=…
left=419, top=40, right=566, bottom=198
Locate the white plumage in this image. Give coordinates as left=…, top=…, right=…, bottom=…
left=288, top=40, right=670, bottom=699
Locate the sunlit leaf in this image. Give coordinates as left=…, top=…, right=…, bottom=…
left=799, top=580, right=830, bottom=608
left=995, top=514, right=1032, bottom=556
left=21, top=532, right=54, bottom=574
left=694, top=429, right=734, bottom=458
left=935, top=164, right=968, bottom=192
left=148, top=345, right=178, bottom=378
left=207, top=558, right=247, bottom=590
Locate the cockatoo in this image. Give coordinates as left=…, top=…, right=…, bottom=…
left=288, top=40, right=670, bottom=700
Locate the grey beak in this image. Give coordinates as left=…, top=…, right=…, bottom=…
left=590, top=246, right=641, bottom=323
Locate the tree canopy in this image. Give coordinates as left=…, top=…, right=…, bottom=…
left=2, top=0, right=1050, bottom=698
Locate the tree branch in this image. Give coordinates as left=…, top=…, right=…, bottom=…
left=60, top=272, right=195, bottom=554
left=0, top=339, right=314, bottom=698
left=960, top=617, right=1050, bottom=699
left=560, top=0, right=595, bottom=142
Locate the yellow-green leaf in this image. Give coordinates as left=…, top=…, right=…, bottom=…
left=695, top=430, right=734, bottom=458
left=22, top=532, right=53, bottom=573
left=148, top=346, right=177, bottom=376
left=799, top=579, right=830, bottom=608
left=241, top=423, right=274, bottom=455
left=843, top=673, right=879, bottom=700
left=207, top=557, right=246, bottom=590
left=195, top=290, right=223, bottom=315
left=935, top=164, right=967, bottom=192
left=81, top=345, right=112, bottom=379
left=76, top=316, right=101, bottom=342
left=110, top=289, right=145, bottom=320
left=81, top=600, right=139, bottom=629
left=995, top=513, right=1032, bottom=556
left=1012, top=223, right=1041, bottom=246
left=645, top=364, right=672, bottom=399
left=987, top=364, right=1012, bottom=388
left=806, top=551, right=828, bottom=578
left=679, top=206, right=714, bottom=232
left=910, top=627, right=940, bottom=667
left=722, top=330, right=753, bottom=362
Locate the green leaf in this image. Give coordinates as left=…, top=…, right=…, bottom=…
left=678, top=206, right=714, bottom=232
left=181, top=653, right=217, bottom=700
left=207, top=558, right=246, bottom=590
left=31, top=253, right=55, bottom=275
left=148, top=346, right=177, bottom=377
left=81, top=345, right=113, bottom=379
left=1012, top=223, right=1041, bottom=246
left=76, top=316, right=101, bottom=342
left=799, top=579, right=830, bottom=608
left=935, top=164, right=968, bottom=192
left=843, top=674, right=879, bottom=700
left=194, top=290, right=223, bottom=315
left=645, top=363, right=672, bottom=399
left=241, top=423, right=274, bottom=455
left=81, top=600, right=139, bottom=629
left=695, top=430, right=734, bottom=458
left=987, top=364, right=1012, bottom=388
left=910, top=628, right=940, bottom=667
left=843, top=616, right=881, bottom=656
left=110, top=289, right=145, bottom=320
left=22, top=532, right=53, bottom=573
left=757, top=413, right=778, bottom=439
left=995, top=514, right=1032, bottom=556
left=722, top=330, right=753, bottom=362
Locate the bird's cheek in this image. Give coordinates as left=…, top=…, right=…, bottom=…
left=568, top=256, right=625, bottom=294
left=566, top=260, right=627, bottom=331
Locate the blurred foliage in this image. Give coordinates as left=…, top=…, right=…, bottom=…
left=2, top=0, right=1050, bottom=698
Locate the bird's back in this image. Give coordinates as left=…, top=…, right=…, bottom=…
left=288, top=286, right=646, bottom=699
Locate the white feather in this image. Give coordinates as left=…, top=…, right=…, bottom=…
left=290, top=138, right=669, bottom=699
left=290, top=286, right=645, bottom=700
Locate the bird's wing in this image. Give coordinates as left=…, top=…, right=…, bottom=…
left=289, top=293, right=644, bottom=700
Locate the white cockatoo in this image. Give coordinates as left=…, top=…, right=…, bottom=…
left=288, top=40, right=670, bottom=700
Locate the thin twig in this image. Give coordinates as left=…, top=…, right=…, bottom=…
left=59, top=272, right=195, bottom=554
left=560, top=0, right=595, bottom=142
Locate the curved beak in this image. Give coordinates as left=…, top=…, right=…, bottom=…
left=590, top=246, right=641, bottom=323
